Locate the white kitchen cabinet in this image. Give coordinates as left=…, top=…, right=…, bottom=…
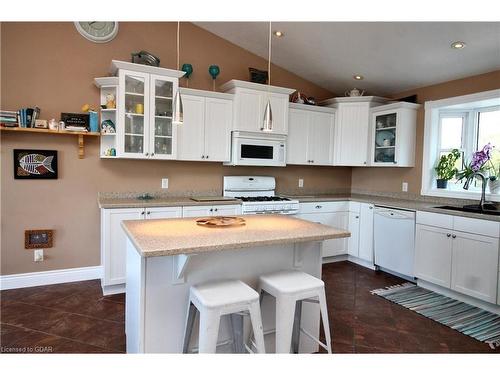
left=451, top=232, right=499, bottom=304
left=347, top=212, right=360, bottom=256
left=146, top=206, right=183, bottom=220
left=415, top=211, right=500, bottom=304
left=415, top=224, right=453, bottom=288
left=182, top=204, right=242, bottom=218
left=110, top=61, right=184, bottom=160
left=358, top=203, right=374, bottom=262
left=369, top=102, right=420, bottom=167
left=101, top=206, right=183, bottom=294
left=101, top=208, right=144, bottom=289
left=177, top=89, right=233, bottom=162
left=297, top=212, right=349, bottom=257
left=220, top=80, right=295, bottom=135
left=321, top=96, right=389, bottom=166
left=287, top=104, right=335, bottom=166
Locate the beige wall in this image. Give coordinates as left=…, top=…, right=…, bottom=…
left=0, top=22, right=348, bottom=275
left=351, top=70, right=500, bottom=195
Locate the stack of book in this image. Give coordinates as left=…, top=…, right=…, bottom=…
left=18, top=107, right=41, bottom=128
left=0, top=110, right=19, bottom=127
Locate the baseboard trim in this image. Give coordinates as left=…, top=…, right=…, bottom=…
left=417, top=279, right=500, bottom=314
left=0, top=266, right=102, bottom=290
left=102, top=283, right=125, bottom=296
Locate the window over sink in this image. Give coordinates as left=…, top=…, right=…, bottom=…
left=423, top=89, right=500, bottom=201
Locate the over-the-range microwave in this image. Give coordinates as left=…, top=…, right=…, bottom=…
left=224, top=131, right=286, bottom=167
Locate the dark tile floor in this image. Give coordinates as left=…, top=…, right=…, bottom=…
left=1, top=261, right=498, bottom=354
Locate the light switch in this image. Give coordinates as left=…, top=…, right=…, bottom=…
left=162, top=178, right=169, bottom=189
left=298, top=178, right=304, bottom=188
left=402, top=182, right=408, bottom=192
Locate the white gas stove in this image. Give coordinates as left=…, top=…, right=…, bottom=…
left=223, top=176, right=299, bottom=215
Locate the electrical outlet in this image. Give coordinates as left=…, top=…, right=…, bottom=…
left=402, top=182, right=408, bottom=192
left=161, top=178, right=169, bottom=189
left=34, top=249, right=44, bottom=262
left=298, top=178, right=304, bottom=188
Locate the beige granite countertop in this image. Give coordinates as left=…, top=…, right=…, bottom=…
left=98, top=196, right=241, bottom=209
left=121, top=214, right=350, bottom=257
left=282, top=194, right=500, bottom=222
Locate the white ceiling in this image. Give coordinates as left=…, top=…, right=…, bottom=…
left=195, top=22, right=500, bottom=96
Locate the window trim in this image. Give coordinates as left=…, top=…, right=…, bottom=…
left=422, top=89, right=500, bottom=202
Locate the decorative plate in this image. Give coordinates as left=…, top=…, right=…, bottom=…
left=375, top=130, right=395, bottom=147
left=196, top=217, right=246, bottom=227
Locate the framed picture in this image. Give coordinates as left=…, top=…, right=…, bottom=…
left=25, top=229, right=54, bottom=249
left=14, top=149, right=58, bottom=179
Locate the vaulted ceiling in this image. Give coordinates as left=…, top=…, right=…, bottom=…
left=196, top=22, right=500, bottom=96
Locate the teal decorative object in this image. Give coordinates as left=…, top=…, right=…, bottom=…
left=208, top=65, right=220, bottom=91
left=208, top=65, right=220, bottom=80
left=182, top=63, right=193, bottom=78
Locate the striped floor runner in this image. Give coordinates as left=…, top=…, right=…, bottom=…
left=371, top=283, right=500, bottom=349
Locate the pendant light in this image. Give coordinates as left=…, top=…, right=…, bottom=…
left=261, top=21, right=273, bottom=132
left=172, top=21, right=184, bottom=126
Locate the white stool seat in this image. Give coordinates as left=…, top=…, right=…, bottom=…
left=183, top=279, right=265, bottom=354
left=260, top=270, right=324, bottom=295
left=191, top=280, right=259, bottom=310
left=258, top=270, right=332, bottom=354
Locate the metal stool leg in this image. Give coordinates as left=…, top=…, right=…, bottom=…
left=291, top=300, right=302, bottom=353
left=318, top=290, right=332, bottom=354
left=182, top=302, right=197, bottom=353
left=230, top=313, right=245, bottom=353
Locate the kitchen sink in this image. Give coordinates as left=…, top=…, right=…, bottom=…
left=435, top=204, right=500, bottom=216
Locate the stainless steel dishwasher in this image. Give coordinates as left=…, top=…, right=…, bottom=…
left=374, top=206, right=416, bottom=279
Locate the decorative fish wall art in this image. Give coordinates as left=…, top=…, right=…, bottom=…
left=13, top=149, right=58, bottom=179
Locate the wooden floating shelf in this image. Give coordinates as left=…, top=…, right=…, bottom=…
left=1, top=126, right=100, bottom=159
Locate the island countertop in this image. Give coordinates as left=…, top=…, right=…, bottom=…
left=121, top=214, right=350, bottom=257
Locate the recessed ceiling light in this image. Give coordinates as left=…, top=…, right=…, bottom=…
left=273, top=30, right=284, bottom=37
left=451, top=41, right=466, bottom=49
left=353, top=74, right=364, bottom=80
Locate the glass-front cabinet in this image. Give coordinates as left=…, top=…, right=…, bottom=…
left=116, top=64, right=180, bottom=159
left=369, top=102, right=421, bottom=167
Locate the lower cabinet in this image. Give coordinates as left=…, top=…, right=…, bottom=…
left=182, top=204, right=241, bottom=218
left=451, top=231, right=499, bottom=304
left=415, top=212, right=500, bottom=304
left=297, top=211, right=349, bottom=257
left=414, top=224, right=453, bottom=288
left=101, top=206, right=183, bottom=291
left=296, top=201, right=374, bottom=261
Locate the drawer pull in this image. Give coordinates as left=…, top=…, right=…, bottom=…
left=452, top=234, right=457, bottom=239
left=446, top=233, right=451, bottom=238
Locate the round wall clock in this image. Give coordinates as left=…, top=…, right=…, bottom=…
left=74, top=22, right=119, bottom=43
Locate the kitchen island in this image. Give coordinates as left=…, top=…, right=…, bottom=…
left=122, top=214, right=349, bottom=353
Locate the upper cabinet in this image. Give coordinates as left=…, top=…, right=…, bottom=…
left=322, top=96, right=390, bottom=166
left=177, top=88, right=233, bottom=162
left=96, top=60, right=185, bottom=159
left=220, top=80, right=295, bottom=135
left=287, top=103, right=336, bottom=166
left=369, top=102, right=420, bottom=167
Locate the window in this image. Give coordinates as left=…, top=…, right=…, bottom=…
left=422, top=89, right=500, bottom=201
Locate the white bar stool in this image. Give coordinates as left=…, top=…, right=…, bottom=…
left=258, top=270, right=332, bottom=353
left=182, top=279, right=266, bottom=354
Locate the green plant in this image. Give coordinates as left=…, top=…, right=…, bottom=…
left=435, top=149, right=461, bottom=180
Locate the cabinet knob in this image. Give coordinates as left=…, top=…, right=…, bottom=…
left=151, top=153, right=155, bottom=157
left=145, top=153, right=149, bottom=156
left=363, top=161, right=367, bottom=165
left=141, top=211, right=145, bottom=216
left=446, top=233, right=451, bottom=238
left=369, top=206, right=373, bottom=210
left=147, top=211, right=151, bottom=215
left=452, top=234, right=456, bottom=239
left=311, top=160, right=314, bottom=163
left=315, top=205, right=322, bottom=209
left=355, top=215, right=359, bottom=219
left=214, top=208, right=218, bottom=212
left=201, top=155, right=205, bottom=159
left=209, top=208, right=213, bottom=212
left=206, top=155, right=209, bottom=159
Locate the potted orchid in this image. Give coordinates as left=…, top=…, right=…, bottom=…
left=456, top=143, right=492, bottom=186
left=434, top=149, right=461, bottom=188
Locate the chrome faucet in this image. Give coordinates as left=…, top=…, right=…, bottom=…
left=463, top=171, right=487, bottom=210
